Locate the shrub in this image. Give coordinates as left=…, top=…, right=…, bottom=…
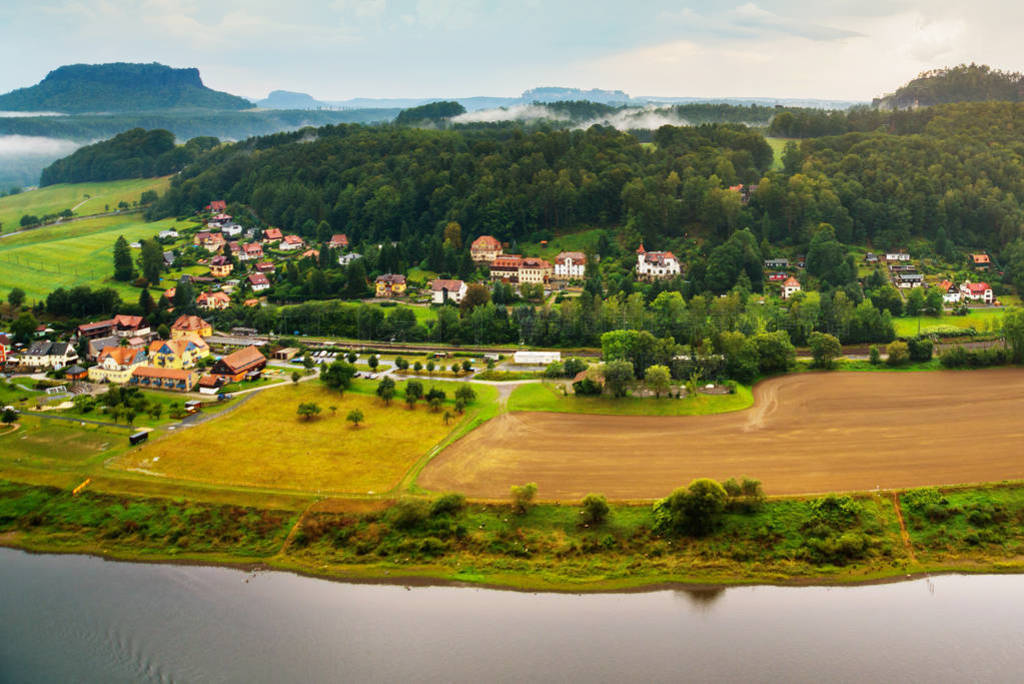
left=430, top=493, right=466, bottom=517
left=388, top=498, right=429, bottom=530
left=572, top=377, right=602, bottom=396
left=907, top=336, right=933, bottom=362
left=886, top=340, right=909, bottom=366
left=810, top=495, right=861, bottom=527
left=510, top=482, right=538, bottom=514
left=868, top=345, right=881, bottom=365
left=563, top=357, right=588, bottom=376
left=580, top=493, right=610, bottom=525
left=652, top=479, right=728, bottom=536
left=902, top=487, right=943, bottom=511
left=543, top=361, right=565, bottom=378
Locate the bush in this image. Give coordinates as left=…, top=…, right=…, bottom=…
left=868, top=345, right=881, bottom=365
left=907, top=336, right=933, bottom=362
left=652, top=479, right=728, bottom=536
left=886, top=340, right=909, bottom=366
left=543, top=361, right=565, bottom=378
left=563, top=357, right=588, bottom=376
left=810, top=494, right=861, bottom=527
left=572, top=377, right=602, bottom=396
left=902, top=487, right=943, bottom=511
left=580, top=493, right=610, bottom=525
left=510, top=482, right=538, bottom=514
left=388, top=498, right=429, bottom=530
left=430, top=493, right=466, bottom=517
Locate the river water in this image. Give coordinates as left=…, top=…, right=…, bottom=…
left=1, top=548, right=1021, bottom=683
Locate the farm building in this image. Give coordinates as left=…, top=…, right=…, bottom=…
left=210, top=345, right=267, bottom=383
left=513, top=350, right=561, bottom=365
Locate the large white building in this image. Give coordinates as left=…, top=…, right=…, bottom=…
left=513, top=350, right=561, bottom=365
left=428, top=279, right=468, bottom=304
left=960, top=281, right=994, bottom=303
left=554, top=251, right=587, bottom=280
left=636, top=244, right=681, bottom=280
left=21, top=341, right=78, bottom=370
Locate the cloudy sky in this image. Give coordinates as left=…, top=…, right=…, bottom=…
left=0, top=0, right=1018, bottom=101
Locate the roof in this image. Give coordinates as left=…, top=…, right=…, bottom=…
left=64, top=364, right=86, bottom=375
left=329, top=234, right=349, bottom=246
left=207, top=200, right=227, bottom=211
left=972, top=253, right=991, bottom=264
left=216, top=345, right=266, bottom=374
left=248, top=273, right=270, bottom=285
left=282, top=234, right=304, bottom=244
left=242, top=242, right=263, bottom=253
left=555, top=251, right=586, bottom=264
left=197, top=291, right=231, bottom=304
left=99, top=346, right=146, bottom=366
left=210, top=255, right=230, bottom=266
left=471, top=235, right=501, bottom=250
left=172, top=315, right=209, bottom=332
left=783, top=276, right=801, bottom=288
left=965, top=282, right=991, bottom=293
left=491, top=255, right=523, bottom=268
left=132, top=366, right=194, bottom=381
left=641, top=251, right=677, bottom=265
left=938, top=279, right=954, bottom=291
left=27, top=340, right=73, bottom=356
left=264, top=228, right=283, bottom=239
left=149, top=338, right=205, bottom=356
left=520, top=257, right=551, bottom=269
left=428, top=278, right=465, bottom=292
left=198, top=375, right=223, bottom=388
left=376, top=273, right=406, bottom=284
left=256, top=261, right=275, bottom=271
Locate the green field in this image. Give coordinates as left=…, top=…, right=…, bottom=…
left=893, top=309, right=1005, bottom=337
left=764, top=137, right=792, bottom=170
left=517, top=228, right=604, bottom=260
left=0, top=213, right=193, bottom=302
left=507, top=381, right=754, bottom=416
left=0, top=177, right=171, bottom=232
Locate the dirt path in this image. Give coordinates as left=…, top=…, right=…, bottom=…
left=891, top=491, right=918, bottom=564
left=419, top=369, right=1024, bottom=500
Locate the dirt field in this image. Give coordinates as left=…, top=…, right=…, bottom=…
left=419, top=369, right=1024, bottom=500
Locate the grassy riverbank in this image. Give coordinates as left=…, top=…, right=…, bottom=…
left=2, top=479, right=1022, bottom=591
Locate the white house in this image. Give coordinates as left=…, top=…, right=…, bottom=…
left=279, top=235, right=304, bottom=251
left=554, top=251, right=587, bottom=280
left=636, top=244, right=681, bottom=280
left=158, top=230, right=179, bottom=240
left=895, top=272, right=924, bottom=289
left=513, top=350, right=561, bottom=365
left=22, top=341, right=78, bottom=369
left=428, top=279, right=467, bottom=304
left=939, top=280, right=961, bottom=303
left=222, top=223, right=244, bottom=237
left=338, top=252, right=363, bottom=266
left=781, top=276, right=802, bottom=299
left=960, top=281, right=994, bottom=304
left=885, top=251, right=911, bottom=262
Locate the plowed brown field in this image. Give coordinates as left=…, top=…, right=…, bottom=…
left=418, top=369, right=1024, bottom=500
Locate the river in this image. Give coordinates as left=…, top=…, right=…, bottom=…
left=1, top=548, right=1021, bottom=683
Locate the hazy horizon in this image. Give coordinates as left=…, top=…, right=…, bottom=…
left=0, top=0, right=1021, bottom=102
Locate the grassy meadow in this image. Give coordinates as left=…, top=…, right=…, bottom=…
left=764, top=137, right=792, bottom=170
left=0, top=177, right=171, bottom=231
left=892, top=309, right=1005, bottom=337
left=507, top=381, right=754, bottom=416
left=0, top=213, right=192, bottom=301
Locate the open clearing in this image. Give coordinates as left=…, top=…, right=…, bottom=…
left=0, top=177, right=170, bottom=231
left=112, top=381, right=470, bottom=494
left=419, top=369, right=1024, bottom=500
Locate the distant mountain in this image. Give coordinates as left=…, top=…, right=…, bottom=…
left=874, top=64, right=1024, bottom=110
left=0, top=63, right=252, bottom=113
left=521, top=87, right=630, bottom=104
left=255, top=90, right=322, bottom=109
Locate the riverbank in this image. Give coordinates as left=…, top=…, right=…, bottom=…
left=2, top=478, right=1022, bottom=592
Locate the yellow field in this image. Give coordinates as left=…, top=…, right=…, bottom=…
left=112, top=383, right=461, bottom=494
left=0, top=177, right=171, bottom=231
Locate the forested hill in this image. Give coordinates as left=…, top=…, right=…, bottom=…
left=40, top=129, right=219, bottom=186
left=873, top=64, right=1024, bottom=110
left=0, top=63, right=252, bottom=113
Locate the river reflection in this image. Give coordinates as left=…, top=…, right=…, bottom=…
left=1, top=548, right=1021, bottom=683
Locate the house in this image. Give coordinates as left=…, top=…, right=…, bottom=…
left=247, top=273, right=271, bottom=292
left=221, top=223, right=243, bottom=238
left=960, top=281, right=994, bottom=304
left=971, top=253, right=991, bottom=271
left=895, top=272, right=924, bottom=289
left=263, top=228, right=283, bottom=242
left=864, top=252, right=879, bottom=264
left=0, top=333, right=9, bottom=366
left=239, top=242, right=263, bottom=261
left=375, top=274, right=407, bottom=297
left=273, top=347, right=300, bottom=361
left=301, top=248, right=320, bottom=260
left=243, top=298, right=260, bottom=307
left=939, top=280, right=961, bottom=304
left=194, top=231, right=226, bottom=252
left=197, top=374, right=225, bottom=395
left=197, top=291, right=231, bottom=310
left=163, top=250, right=176, bottom=267
left=513, top=350, right=561, bottom=365
left=88, top=346, right=147, bottom=384
left=553, top=251, right=587, bottom=280
left=636, top=244, right=681, bottom=280
left=210, top=255, right=233, bottom=278
left=64, top=365, right=87, bottom=381
left=764, top=258, right=789, bottom=270
left=338, top=252, right=362, bottom=267
left=279, top=235, right=304, bottom=251
left=206, top=200, right=227, bottom=212
left=767, top=272, right=787, bottom=282
left=22, top=341, right=78, bottom=370
left=158, top=230, right=179, bottom=240
left=130, top=366, right=198, bottom=392
left=518, top=257, right=552, bottom=285
left=489, top=255, right=522, bottom=283
left=85, top=334, right=144, bottom=362
left=781, top=276, right=802, bottom=300
left=255, top=261, right=276, bottom=274
left=171, top=315, right=212, bottom=339
left=885, top=251, right=911, bottom=262
left=208, top=213, right=232, bottom=227
left=471, top=235, right=503, bottom=263
left=148, top=336, right=210, bottom=369
left=428, top=279, right=467, bottom=304
left=210, top=345, right=267, bottom=382
left=329, top=234, right=349, bottom=250
left=77, top=315, right=149, bottom=340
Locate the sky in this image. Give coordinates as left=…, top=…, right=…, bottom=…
left=0, top=0, right=1020, bottom=102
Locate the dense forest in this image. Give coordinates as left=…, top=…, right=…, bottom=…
left=0, top=63, right=251, bottom=113
left=394, top=101, right=467, bottom=125
left=873, top=64, right=1024, bottom=110
left=39, top=129, right=219, bottom=186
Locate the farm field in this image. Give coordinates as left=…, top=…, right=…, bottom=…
left=112, top=379, right=493, bottom=494
left=419, top=369, right=1024, bottom=500
left=0, top=419, right=122, bottom=469
left=507, top=381, right=753, bottom=416
left=0, top=176, right=171, bottom=231
left=893, top=309, right=1004, bottom=337
left=0, top=213, right=189, bottom=301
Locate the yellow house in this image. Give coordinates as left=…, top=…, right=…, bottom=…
left=375, top=274, right=407, bottom=297
left=88, top=346, right=148, bottom=384
left=148, top=335, right=210, bottom=369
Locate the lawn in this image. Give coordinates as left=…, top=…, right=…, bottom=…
left=112, top=379, right=496, bottom=494
left=517, top=228, right=605, bottom=260
left=0, top=213, right=190, bottom=301
left=507, top=381, right=753, bottom=416
left=764, top=137, right=792, bottom=170
left=893, top=309, right=1005, bottom=337
left=0, top=177, right=171, bottom=231
left=0, top=418, right=122, bottom=469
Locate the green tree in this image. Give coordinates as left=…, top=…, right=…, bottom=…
left=376, top=376, right=396, bottom=405
left=454, top=384, right=476, bottom=407
left=653, top=478, right=728, bottom=536
left=113, top=235, right=133, bottom=281
left=869, top=345, right=881, bottom=365
left=321, top=360, right=357, bottom=395
left=139, top=238, right=164, bottom=285
left=808, top=331, right=842, bottom=369
left=924, top=287, right=944, bottom=317
left=753, top=331, right=796, bottom=373
left=781, top=140, right=803, bottom=175
left=580, top=493, right=610, bottom=525
left=644, top=364, right=671, bottom=398
left=1002, top=308, right=1024, bottom=363
left=10, top=311, right=38, bottom=344
left=297, top=402, right=322, bottom=420
left=291, top=370, right=300, bottom=384
left=905, top=286, right=926, bottom=317
left=886, top=340, right=910, bottom=366
left=510, top=482, right=538, bottom=514
left=346, top=408, right=364, bottom=427
left=2, top=407, right=17, bottom=424
left=367, top=355, right=379, bottom=371
left=7, top=287, right=25, bottom=309
left=602, top=360, right=634, bottom=398
left=405, top=379, right=424, bottom=408
left=138, top=287, right=155, bottom=314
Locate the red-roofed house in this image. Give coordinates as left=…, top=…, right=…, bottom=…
left=247, top=273, right=270, bottom=292
left=375, top=274, right=407, bottom=297
left=489, top=255, right=522, bottom=283
left=960, top=281, right=994, bottom=303
left=88, top=346, right=148, bottom=384
left=938, top=280, right=960, bottom=303
left=782, top=276, right=802, bottom=299
left=171, top=315, right=212, bottom=339
left=197, top=291, right=231, bottom=310
left=519, top=257, right=552, bottom=284
left=263, top=228, right=283, bottom=242
left=210, top=255, right=233, bottom=278
left=77, top=315, right=149, bottom=340
left=280, top=235, right=304, bottom=251
left=329, top=234, right=349, bottom=250
left=206, top=200, right=227, bottom=212
left=239, top=242, right=263, bottom=261
left=636, top=244, right=681, bottom=280
left=971, top=253, right=991, bottom=271
left=210, top=345, right=267, bottom=382
left=471, top=235, right=503, bottom=263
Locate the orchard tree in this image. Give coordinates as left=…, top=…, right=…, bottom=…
left=376, top=376, right=396, bottom=405
left=644, top=364, right=671, bottom=398
left=405, top=379, right=424, bottom=408
left=346, top=408, right=364, bottom=427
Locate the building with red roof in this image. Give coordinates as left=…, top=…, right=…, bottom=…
left=471, top=235, right=503, bottom=263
